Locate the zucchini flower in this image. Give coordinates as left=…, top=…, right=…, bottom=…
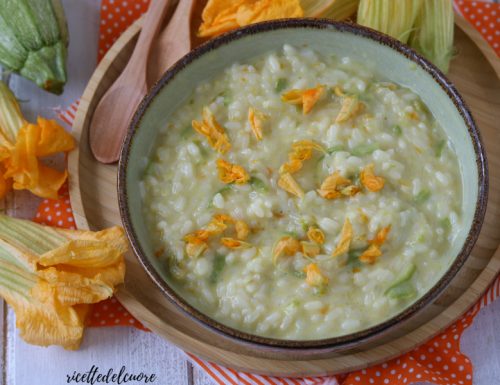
left=0, top=80, right=74, bottom=199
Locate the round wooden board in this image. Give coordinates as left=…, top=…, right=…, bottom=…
left=68, top=15, right=500, bottom=376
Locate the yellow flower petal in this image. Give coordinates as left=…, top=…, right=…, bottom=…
left=304, top=263, right=329, bottom=287
left=307, top=226, right=325, bottom=244
left=317, top=171, right=354, bottom=199
left=235, top=220, right=250, bottom=240
left=332, top=218, right=353, bottom=257
left=358, top=209, right=370, bottom=224
left=359, top=244, right=382, bottom=264
left=3, top=118, right=74, bottom=199
left=186, top=242, right=208, bottom=258
left=213, top=213, right=234, bottom=223
left=281, top=89, right=302, bottom=104
left=192, top=107, right=231, bottom=154
left=205, top=214, right=231, bottom=234
left=278, top=172, right=304, bottom=198
left=282, top=85, right=326, bottom=114
left=248, top=107, right=265, bottom=140
left=0, top=216, right=127, bottom=350
left=39, top=227, right=128, bottom=268
left=216, top=158, right=250, bottom=184
left=290, top=147, right=313, bottom=163
left=300, top=241, right=321, bottom=257
left=279, top=140, right=324, bottom=175
left=302, top=85, right=326, bottom=114
left=406, top=111, right=419, bottom=121
left=198, top=0, right=303, bottom=38
left=291, top=139, right=325, bottom=154
left=333, top=86, right=345, bottom=97
left=359, top=225, right=391, bottom=264
left=279, top=158, right=304, bottom=174
left=33, top=118, right=75, bottom=157
left=198, top=0, right=242, bottom=37
left=184, top=229, right=211, bottom=245
left=36, top=261, right=125, bottom=306
left=236, top=0, right=304, bottom=25
left=220, top=237, right=252, bottom=249
left=273, top=236, right=301, bottom=264
left=17, top=164, right=67, bottom=200
left=360, top=163, right=385, bottom=192
left=340, top=184, right=361, bottom=197
left=14, top=289, right=87, bottom=350
left=183, top=214, right=240, bottom=257
left=369, top=225, right=392, bottom=246
left=335, top=96, right=363, bottom=123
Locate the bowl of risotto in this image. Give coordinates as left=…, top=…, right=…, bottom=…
left=118, top=19, right=487, bottom=352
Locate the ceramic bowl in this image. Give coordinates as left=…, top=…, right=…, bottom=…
left=118, top=19, right=488, bottom=354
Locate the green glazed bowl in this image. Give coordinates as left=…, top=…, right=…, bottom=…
left=118, top=19, right=488, bottom=353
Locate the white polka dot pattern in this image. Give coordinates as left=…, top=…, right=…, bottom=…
left=456, top=0, right=500, bottom=54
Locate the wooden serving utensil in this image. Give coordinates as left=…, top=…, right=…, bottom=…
left=89, top=0, right=173, bottom=164
left=147, top=0, right=196, bottom=88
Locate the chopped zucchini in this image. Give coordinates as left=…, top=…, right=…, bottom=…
left=393, top=125, right=403, bottom=136
left=327, top=144, right=345, bottom=154
left=222, top=91, right=232, bottom=106
left=316, top=145, right=344, bottom=165
left=346, top=249, right=364, bottom=269
left=282, top=231, right=299, bottom=238
left=209, top=254, right=225, bottom=284
left=168, top=257, right=188, bottom=280
left=358, top=92, right=373, bottom=103
left=284, top=298, right=300, bottom=314
left=216, top=185, right=233, bottom=195
left=435, top=139, right=446, bottom=157
left=299, top=218, right=310, bottom=233
left=249, top=176, right=267, bottom=192
left=180, top=125, right=193, bottom=139
left=440, top=217, right=452, bottom=232
left=275, top=78, right=288, bottom=93
left=313, top=284, right=327, bottom=296
left=386, top=283, right=416, bottom=299
left=292, top=270, right=306, bottom=279
left=144, top=160, right=155, bottom=176
left=414, top=189, right=431, bottom=204
left=385, top=263, right=417, bottom=299
left=207, top=185, right=233, bottom=208
left=351, top=143, right=379, bottom=156
left=193, top=140, right=209, bottom=158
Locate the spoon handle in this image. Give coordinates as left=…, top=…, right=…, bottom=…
left=120, top=0, right=173, bottom=82
left=148, top=0, right=195, bottom=85
left=89, top=0, right=173, bottom=163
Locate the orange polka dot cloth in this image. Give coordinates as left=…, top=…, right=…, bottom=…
left=43, top=1, right=500, bottom=384
left=455, top=0, right=500, bottom=54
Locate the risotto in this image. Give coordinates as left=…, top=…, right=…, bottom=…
left=141, top=44, right=462, bottom=340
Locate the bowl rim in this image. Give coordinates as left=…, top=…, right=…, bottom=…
left=118, top=18, right=488, bottom=351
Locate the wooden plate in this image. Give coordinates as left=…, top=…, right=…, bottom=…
left=68, top=15, right=500, bottom=376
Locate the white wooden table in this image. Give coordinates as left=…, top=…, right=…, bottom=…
left=0, top=1, right=499, bottom=384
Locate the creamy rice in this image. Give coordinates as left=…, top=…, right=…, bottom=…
left=141, top=44, right=462, bottom=340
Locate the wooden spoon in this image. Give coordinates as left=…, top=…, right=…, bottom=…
left=89, top=0, right=173, bottom=164
left=147, top=0, right=196, bottom=88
